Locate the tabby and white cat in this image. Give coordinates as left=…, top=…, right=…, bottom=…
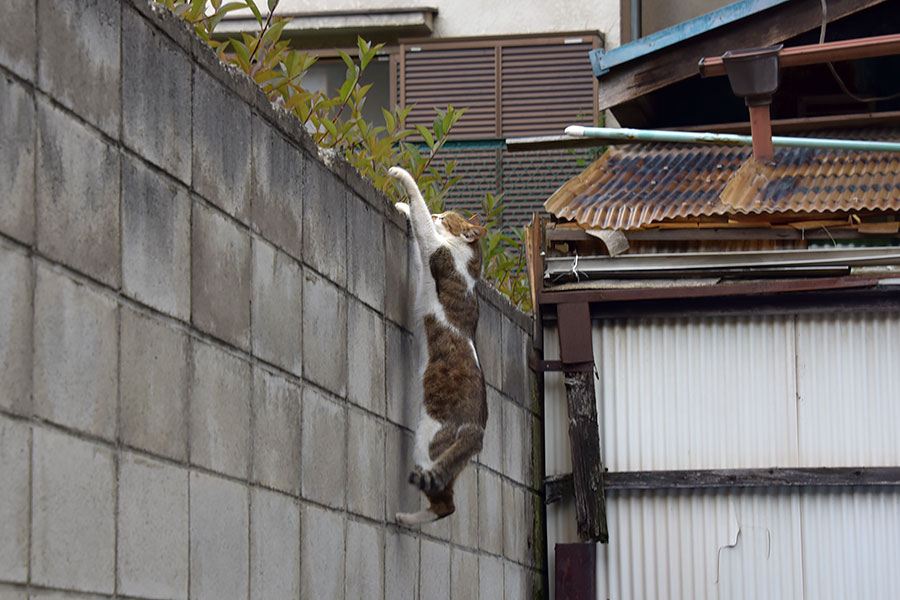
left=388, top=166, right=488, bottom=526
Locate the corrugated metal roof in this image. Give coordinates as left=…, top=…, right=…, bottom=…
left=545, top=132, right=900, bottom=230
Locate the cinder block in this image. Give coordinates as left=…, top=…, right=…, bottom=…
left=302, top=161, right=346, bottom=286
left=385, top=531, right=418, bottom=600
left=192, top=66, right=251, bottom=221
left=251, top=240, right=302, bottom=374
left=0, top=243, right=32, bottom=416
left=33, top=265, right=118, bottom=440
left=0, top=75, right=34, bottom=244
left=385, top=322, right=419, bottom=428
left=189, top=471, right=249, bottom=600
left=251, top=368, right=301, bottom=495
left=191, top=201, right=251, bottom=350
left=420, top=539, right=450, bottom=600
left=0, top=0, right=35, bottom=80
left=250, top=488, right=300, bottom=600
left=504, top=562, right=526, bottom=600
left=450, top=462, right=479, bottom=550
left=31, top=427, right=115, bottom=593
left=478, top=469, right=503, bottom=555
left=502, top=481, right=525, bottom=564
left=122, top=7, right=191, bottom=183
left=385, top=425, right=419, bottom=521
left=451, top=549, right=479, bottom=600
left=502, top=318, right=529, bottom=406
left=347, top=298, right=385, bottom=414
left=300, top=387, right=346, bottom=507
left=383, top=222, right=414, bottom=330
left=117, top=453, right=188, bottom=600
left=478, top=387, right=503, bottom=473
left=476, top=302, right=502, bottom=390
left=121, top=155, right=191, bottom=320
left=37, top=0, right=120, bottom=137
left=479, top=555, right=504, bottom=600
left=347, top=409, right=385, bottom=520
left=347, top=196, right=385, bottom=311
left=189, top=340, right=251, bottom=479
left=421, top=496, right=450, bottom=542
left=120, top=306, right=188, bottom=461
left=345, top=521, right=384, bottom=600
left=301, top=269, right=347, bottom=396
left=0, top=417, right=29, bottom=582
left=300, top=504, right=345, bottom=600
left=251, top=117, right=303, bottom=258
left=35, top=99, right=120, bottom=287
left=503, top=401, right=528, bottom=485
left=0, top=584, right=27, bottom=600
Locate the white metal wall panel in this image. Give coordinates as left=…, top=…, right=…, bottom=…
left=796, top=313, right=900, bottom=467
left=598, top=489, right=803, bottom=600
left=800, top=487, right=900, bottom=599
left=596, top=316, right=799, bottom=471
left=544, top=311, right=900, bottom=600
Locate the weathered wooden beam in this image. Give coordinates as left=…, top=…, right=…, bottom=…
left=562, top=371, right=608, bottom=542
left=545, top=466, right=900, bottom=503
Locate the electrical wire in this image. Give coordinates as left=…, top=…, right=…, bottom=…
left=819, top=0, right=900, bottom=103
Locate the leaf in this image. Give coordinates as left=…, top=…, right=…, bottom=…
left=381, top=108, right=396, bottom=133
left=231, top=38, right=251, bottom=65
left=267, top=0, right=278, bottom=11
left=339, top=77, right=354, bottom=104
left=415, top=125, right=435, bottom=150
left=245, top=0, right=263, bottom=25
left=337, top=49, right=354, bottom=71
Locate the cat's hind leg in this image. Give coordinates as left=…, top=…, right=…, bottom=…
left=395, top=485, right=455, bottom=526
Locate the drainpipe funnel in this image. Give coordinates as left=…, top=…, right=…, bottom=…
left=722, top=45, right=782, bottom=164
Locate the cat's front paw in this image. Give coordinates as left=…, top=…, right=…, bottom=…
left=409, top=467, right=444, bottom=493
left=394, top=202, right=410, bottom=218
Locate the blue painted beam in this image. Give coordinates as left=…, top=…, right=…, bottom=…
left=590, top=0, right=791, bottom=77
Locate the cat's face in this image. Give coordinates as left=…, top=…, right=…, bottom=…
left=433, top=211, right=486, bottom=244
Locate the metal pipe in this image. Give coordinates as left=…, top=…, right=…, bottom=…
left=564, top=125, right=900, bottom=152
left=630, top=0, right=641, bottom=42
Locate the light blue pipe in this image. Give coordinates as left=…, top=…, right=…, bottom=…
left=565, top=125, right=900, bottom=153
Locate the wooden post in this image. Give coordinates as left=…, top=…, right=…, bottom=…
left=557, top=302, right=608, bottom=543
left=563, top=371, right=608, bottom=542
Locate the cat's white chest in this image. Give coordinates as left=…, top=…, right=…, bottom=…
left=413, top=410, right=442, bottom=470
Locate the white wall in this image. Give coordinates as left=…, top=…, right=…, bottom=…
left=275, top=0, right=621, bottom=47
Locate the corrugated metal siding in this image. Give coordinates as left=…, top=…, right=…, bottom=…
left=544, top=312, right=900, bottom=599
left=544, top=131, right=900, bottom=230
left=596, top=316, right=799, bottom=471
left=796, top=313, right=900, bottom=467
left=600, top=490, right=803, bottom=599
left=800, top=487, right=900, bottom=599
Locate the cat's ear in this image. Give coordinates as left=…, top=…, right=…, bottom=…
left=462, top=224, right=486, bottom=243
left=468, top=214, right=484, bottom=227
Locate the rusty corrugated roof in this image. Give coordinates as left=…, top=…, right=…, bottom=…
left=545, top=131, right=900, bottom=230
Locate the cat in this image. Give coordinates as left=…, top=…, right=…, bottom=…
left=388, top=166, right=488, bottom=526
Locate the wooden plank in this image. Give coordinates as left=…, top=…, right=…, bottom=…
left=596, top=0, right=886, bottom=111
left=546, top=466, right=900, bottom=503
left=563, top=371, right=608, bottom=542
left=538, top=276, right=882, bottom=305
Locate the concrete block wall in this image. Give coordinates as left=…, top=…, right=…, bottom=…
left=0, top=1, right=544, bottom=599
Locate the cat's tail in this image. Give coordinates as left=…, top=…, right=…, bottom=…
left=388, top=167, right=419, bottom=199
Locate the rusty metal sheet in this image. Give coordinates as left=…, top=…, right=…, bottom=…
left=545, top=132, right=900, bottom=230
